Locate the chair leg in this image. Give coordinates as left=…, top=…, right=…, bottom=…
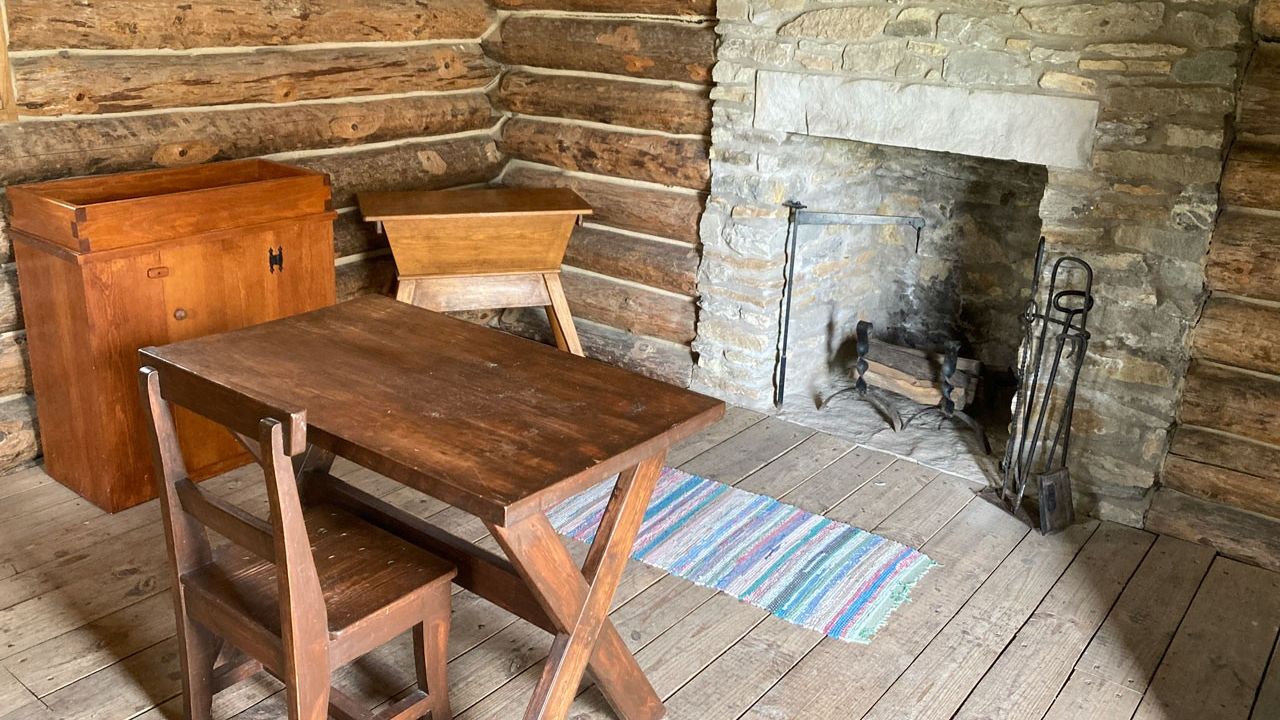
left=175, top=607, right=218, bottom=720
left=283, top=656, right=331, bottom=720
left=414, top=588, right=452, bottom=719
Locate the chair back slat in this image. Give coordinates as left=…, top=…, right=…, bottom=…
left=258, top=416, right=328, bottom=692
left=175, top=478, right=275, bottom=562
left=139, top=365, right=328, bottom=651
left=139, top=367, right=213, bottom=576
left=140, top=350, right=308, bottom=456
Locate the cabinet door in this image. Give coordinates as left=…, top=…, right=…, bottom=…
left=160, top=218, right=335, bottom=342
left=217, top=216, right=337, bottom=326
left=159, top=219, right=335, bottom=477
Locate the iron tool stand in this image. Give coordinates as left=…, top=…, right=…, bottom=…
left=1000, top=239, right=1094, bottom=534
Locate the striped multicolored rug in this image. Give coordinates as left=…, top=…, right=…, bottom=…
left=548, top=467, right=936, bottom=644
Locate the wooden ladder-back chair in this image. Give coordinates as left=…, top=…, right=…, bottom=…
left=138, top=365, right=457, bottom=720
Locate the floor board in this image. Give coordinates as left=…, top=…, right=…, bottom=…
left=1067, top=535, right=1215, bottom=692
left=734, top=432, right=854, bottom=499
left=679, top=416, right=813, bottom=484
left=742, top=499, right=1029, bottom=719
left=666, top=406, right=765, bottom=467
left=1254, top=635, right=1280, bottom=720
left=1039, top=533, right=1215, bottom=720
left=1132, top=557, right=1280, bottom=720
left=861, top=518, right=1098, bottom=720
left=0, top=410, right=1277, bottom=720
left=820, top=459, right=938, bottom=529
left=954, top=523, right=1155, bottom=720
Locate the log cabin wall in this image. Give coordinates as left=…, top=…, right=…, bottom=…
left=0, top=0, right=507, bottom=475
left=1148, top=3, right=1280, bottom=573
left=485, top=1, right=716, bottom=386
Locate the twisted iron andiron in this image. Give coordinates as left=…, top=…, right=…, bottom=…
left=902, top=339, right=991, bottom=455
left=1000, top=239, right=1095, bottom=535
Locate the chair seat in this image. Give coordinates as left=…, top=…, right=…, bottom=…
left=184, top=502, right=456, bottom=639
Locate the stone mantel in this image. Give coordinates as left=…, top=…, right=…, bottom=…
left=754, top=71, right=1100, bottom=170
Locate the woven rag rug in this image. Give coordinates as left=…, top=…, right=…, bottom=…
left=548, top=467, right=936, bottom=644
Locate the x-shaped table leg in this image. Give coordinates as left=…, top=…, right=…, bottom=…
left=489, top=453, right=667, bottom=720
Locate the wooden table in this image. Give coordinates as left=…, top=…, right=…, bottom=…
left=139, top=295, right=725, bottom=720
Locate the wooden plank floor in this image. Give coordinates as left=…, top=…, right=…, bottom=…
left=1, top=405, right=1278, bottom=720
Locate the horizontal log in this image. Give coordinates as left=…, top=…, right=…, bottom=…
left=1207, top=208, right=1280, bottom=302
left=1192, top=296, right=1280, bottom=375
left=14, top=44, right=497, bottom=116
left=1219, top=144, right=1280, bottom=210
left=0, top=333, right=30, bottom=397
left=1171, top=425, right=1280, bottom=480
left=6, top=0, right=495, bottom=50
left=486, top=16, right=715, bottom=84
left=1146, top=487, right=1280, bottom=573
left=335, top=256, right=396, bottom=302
left=0, top=192, right=12, bottom=264
left=501, top=164, right=704, bottom=243
left=565, top=225, right=698, bottom=296
left=296, top=135, right=504, bottom=208
left=498, top=308, right=693, bottom=386
left=333, top=213, right=387, bottom=260
left=1239, top=42, right=1280, bottom=141
left=561, top=268, right=695, bottom=344
left=0, top=93, right=495, bottom=186
left=0, top=265, right=21, bottom=335
left=500, top=117, right=709, bottom=190
left=489, top=0, right=713, bottom=16
left=1181, top=361, right=1280, bottom=446
left=0, top=395, right=39, bottom=473
left=496, top=71, right=711, bottom=135
left=1162, top=454, right=1280, bottom=519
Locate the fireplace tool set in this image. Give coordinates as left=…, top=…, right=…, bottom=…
left=1000, top=240, right=1094, bottom=534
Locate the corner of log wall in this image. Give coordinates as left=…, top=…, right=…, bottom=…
left=482, top=0, right=720, bottom=386
left=1152, top=30, right=1280, bottom=573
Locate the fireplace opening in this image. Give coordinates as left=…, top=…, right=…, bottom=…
left=770, top=137, right=1050, bottom=478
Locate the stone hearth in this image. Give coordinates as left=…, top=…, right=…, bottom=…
left=694, top=0, right=1250, bottom=525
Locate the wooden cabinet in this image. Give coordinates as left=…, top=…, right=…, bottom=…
left=9, top=160, right=337, bottom=512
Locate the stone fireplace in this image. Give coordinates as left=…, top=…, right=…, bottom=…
left=750, top=72, right=1081, bottom=391
left=694, top=1, right=1249, bottom=524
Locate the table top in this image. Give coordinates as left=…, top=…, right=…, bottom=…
left=358, top=188, right=593, bottom=221
left=140, top=296, right=724, bottom=526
